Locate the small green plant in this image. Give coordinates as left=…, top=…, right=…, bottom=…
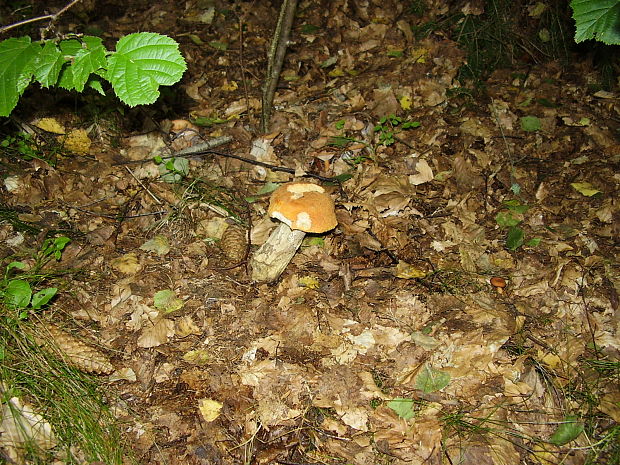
left=0, top=133, right=48, bottom=163
left=374, top=114, right=421, bottom=147
left=0, top=237, right=70, bottom=321
left=495, top=200, right=541, bottom=251
left=153, top=155, right=190, bottom=183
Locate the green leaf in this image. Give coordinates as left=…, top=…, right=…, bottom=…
left=415, top=364, right=450, bottom=393
left=328, top=136, right=355, bottom=147
left=549, top=416, right=584, bottom=445
left=401, top=121, right=421, bottom=129
left=6, top=261, right=26, bottom=272
left=256, top=182, right=281, bottom=195
left=301, top=24, right=321, bottom=34
left=70, top=36, right=107, bottom=92
left=331, top=173, right=353, bottom=183
left=159, top=156, right=189, bottom=182
left=521, top=115, right=541, bottom=132
left=495, top=211, right=522, bottom=227
left=88, top=76, right=106, bottom=95
left=154, top=289, right=184, bottom=314
left=387, top=398, right=416, bottom=420
left=320, top=56, right=337, bottom=68
left=0, top=37, right=42, bottom=116
left=503, top=199, right=530, bottom=214
left=571, top=182, right=602, bottom=196
left=4, top=279, right=32, bottom=309
left=526, top=237, right=541, bottom=247
left=208, top=41, right=228, bottom=51
left=106, top=32, right=187, bottom=107
left=31, top=287, right=57, bottom=310
left=506, top=226, right=525, bottom=250
left=34, top=41, right=65, bottom=88
left=571, top=0, right=620, bottom=45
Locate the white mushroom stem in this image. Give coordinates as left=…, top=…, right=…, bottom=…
left=250, top=223, right=306, bottom=282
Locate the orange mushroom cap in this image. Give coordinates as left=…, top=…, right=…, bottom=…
left=268, top=182, right=337, bottom=233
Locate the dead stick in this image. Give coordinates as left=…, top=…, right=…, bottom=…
left=261, top=0, right=298, bottom=133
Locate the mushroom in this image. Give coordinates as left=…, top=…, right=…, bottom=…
left=250, top=182, right=337, bottom=282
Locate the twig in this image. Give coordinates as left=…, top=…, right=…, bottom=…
left=68, top=204, right=167, bottom=220
left=0, top=0, right=84, bottom=38
left=124, top=166, right=162, bottom=205
left=261, top=0, right=298, bottom=133
left=174, top=136, right=233, bottom=156
left=188, top=149, right=342, bottom=183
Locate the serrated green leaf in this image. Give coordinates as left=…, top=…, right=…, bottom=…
left=0, top=37, right=41, bottom=116
left=34, top=41, right=64, bottom=87
left=106, top=32, right=187, bottom=107
left=4, top=279, right=32, bottom=309
left=506, top=226, right=525, bottom=250
left=59, top=38, right=83, bottom=56
left=387, top=398, right=416, bottom=420
left=521, top=115, right=541, bottom=132
left=71, top=36, right=107, bottom=92
left=571, top=0, right=620, bottom=45
left=88, top=77, right=105, bottom=95
left=416, top=365, right=450, bottom=393
left=549, top=416, right=584, bottom=445
left=31, top=287, right=57, bottom=310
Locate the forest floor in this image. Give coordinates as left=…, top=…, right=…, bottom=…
left=0, top=1, right=619, bottom=464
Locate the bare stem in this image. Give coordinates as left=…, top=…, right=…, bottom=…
left=0, top=0, right=84, bottom=38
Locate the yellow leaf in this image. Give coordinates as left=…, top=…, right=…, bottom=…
left=393, top=261, right=427, bottom=279
left=411, top=47, right=427, bottom=63
left=198, top=399, right=223, bottom=422
left=64, top=128, right=91, bottom=155
left=298, top=276, right=320, bottom=289
left=34, top=117, right=66, bottom=134
left=570, top=182, right=601, bottom=197
left=528, top=2, right=546, bottom=17
left=399, top=95, right=412, bottom=110
left=538, top=350, right=561, bottom=369
left=221, top=80, right=238, bottom=92
left=183, top=349, right=210, bottom=365
left=328, top=68, right=345, bottom=77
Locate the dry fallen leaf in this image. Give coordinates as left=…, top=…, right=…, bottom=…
left=198, top=399, right=223, bottom=422
left=111, top=253, right=142, bottom=274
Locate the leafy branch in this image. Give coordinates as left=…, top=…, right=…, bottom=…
left=0, top=32, right=186, bottom=117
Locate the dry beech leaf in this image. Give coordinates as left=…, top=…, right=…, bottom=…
left=111, top=253, right=142, bottom=274
left=137, top=318, right=174, bottom=348
left=409, top=159, right=434, bottom=185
